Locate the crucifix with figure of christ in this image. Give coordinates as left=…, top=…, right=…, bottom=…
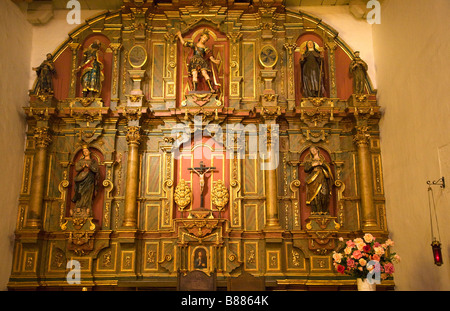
left=188, top=161, right=216, bottom=210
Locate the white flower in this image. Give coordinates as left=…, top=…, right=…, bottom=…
left=363, top=233, right=374, bottom=243
left=354, top=238, right=363, bottom=244
left=385, top=238, right=395, bottom=247
left=374, top=246, right=385, bottom=256
left=359, top=258, right=367, bottom=267
left=344, top=246, right=353, bottom=255
left=355, top=241, right=366, bottom=251
left=332, top=252, right=343, bottom=263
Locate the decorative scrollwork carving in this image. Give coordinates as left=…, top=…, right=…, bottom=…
left=211, top=180, right=229, bottom=211
left=174, top=179, right=192, bottom=210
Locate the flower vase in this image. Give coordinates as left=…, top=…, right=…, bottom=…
left=357, top=278, right=376, bottom=291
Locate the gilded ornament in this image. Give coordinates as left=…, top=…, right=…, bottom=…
left=353, top=126, right=371, bottom=146
left=259, top=45, right=278, bottom=68
left=211, top=179, right=229, bottom=211
left=128, top=44, right=147, bottom=68
left=174, top=179, right=192, bottom=210
left=33, top=127, right=52, bottom=148
left=126, top=126, right=141, bottom=145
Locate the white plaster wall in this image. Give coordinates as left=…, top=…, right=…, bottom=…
left=373, top=0, right=450, bottom=290
left=0, top=1, right=32, bottom=291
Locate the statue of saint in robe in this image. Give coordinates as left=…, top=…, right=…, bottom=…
left=32, top=53, right=56, bottom=95
left=349, top=51, right=368, bottom=94
left=71, top=146, right=99, bottom=217
left=304, top=146, right=334, bottom=215
left=300, top=40, right=325, bottom=98
left=75, top=40, right=105, bottom=97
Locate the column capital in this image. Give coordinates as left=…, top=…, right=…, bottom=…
left=126, top=126, right=141, bottom=146
left=353, top=125, right=371, bottom=146
left=33, top=127, right=52, bottom=149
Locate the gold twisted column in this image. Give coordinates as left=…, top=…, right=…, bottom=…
left=122, top=126, right=141, bottom=228
left=26, top=127, right=52, bottom=228
left=354, top=126, right=377, bottom=229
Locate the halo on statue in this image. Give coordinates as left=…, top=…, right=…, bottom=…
left=299, top=40, right=324, bottom=55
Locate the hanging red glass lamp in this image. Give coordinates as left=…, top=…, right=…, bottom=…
left=431, top=240, right=443, bottom=266
left=427, top=177, right=445, bottom=267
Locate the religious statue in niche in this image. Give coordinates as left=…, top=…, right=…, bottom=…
left=349, top=51, right=368, bottom=94
left=304, top=146, right=334, bottom=215
left=32, top=53, right=56, bottom=95
left=71, top=145, right=100, bottom=218
left=177, top=29, right=221, bottom=93
left=300, top=40, right=326, bottom=98
left=74, top=40, right=105, bottom=97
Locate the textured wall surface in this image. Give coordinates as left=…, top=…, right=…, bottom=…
left=0, top=1, right=32, bottom=291
left=373, top=0, right=450, bottom=290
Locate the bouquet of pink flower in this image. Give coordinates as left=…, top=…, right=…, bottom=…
left=332, top=233, right=400, bottom=281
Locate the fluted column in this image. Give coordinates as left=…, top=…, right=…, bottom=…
left=354, top=125, right=377, bottom=229
left=122, top=125, right=141, bottom=228
left=26, top=127, right=52, bottom=228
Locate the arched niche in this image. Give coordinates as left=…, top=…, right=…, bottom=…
left=176, top=24, right=229, bottom=106
left=298, top=145, right=337, bottom=228
left=289, top=10, right=375, bottom=102
left=75, top=34, right=113, bottom=105
left=66, top=146, right=105, bottom=226
left=295, top=32, right=329, bottom=100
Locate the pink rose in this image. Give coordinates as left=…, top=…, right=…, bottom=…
left=384, top=262, right=395, bottom=274
left=347, top=258, right=356, bottom=268
left=346, top=240, right=355, bottom=248
left=352, top=250, right=362, bottom=260
left=372, top=254, right=380, bottom=261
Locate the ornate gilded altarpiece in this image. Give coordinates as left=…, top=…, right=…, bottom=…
left=8, top=0, right=393, bottom=290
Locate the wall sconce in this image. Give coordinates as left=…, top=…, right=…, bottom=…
left=427, top=177, right=445, bottom=266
